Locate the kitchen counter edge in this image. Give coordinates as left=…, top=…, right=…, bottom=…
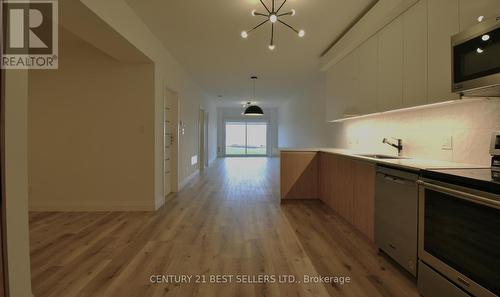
left=279, top=148, right=487, bottom=171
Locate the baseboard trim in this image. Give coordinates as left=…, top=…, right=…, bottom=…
left=179, top=170, right=199, bottom=190
left=29, top=201, right=155, bottom=212
left=154, top=196, right=165, bottom=210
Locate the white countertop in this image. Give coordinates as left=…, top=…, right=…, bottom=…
left=279, top=147, right=488, bottom=171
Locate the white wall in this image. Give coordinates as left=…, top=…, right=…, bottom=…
left=4, top=70, right=34, bottom=297
left=217, top=107, right=279, bottom=157
left=278, top=77, right=331, bottom=148
left=79, top=0, right=206, bottom=208
left=28, top=31, right=157, bottom=211
left=331, top=98, right=500, bottom=166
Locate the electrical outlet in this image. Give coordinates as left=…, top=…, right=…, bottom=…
left=441, top=136, right=453, bottom=150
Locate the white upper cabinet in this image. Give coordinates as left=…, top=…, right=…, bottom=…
left=323, top=0, right=496, bottom=121
left=427, top=0, right=460, bottom=103
left=358, top=34, right=379, bottom=114
left=403, top=0, right=428, bottom=108
left=377, top=16, right=403, bottom=112
left=459, top=0, right=500, bottom=31
left=326, top=50, right=360, bottom=121
left=341, top=49, right=361, bottom=117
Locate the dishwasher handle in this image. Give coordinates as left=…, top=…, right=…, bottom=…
left=379, top=173, right=412, bottom=185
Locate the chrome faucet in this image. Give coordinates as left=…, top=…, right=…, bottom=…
left=383, top=138, right=403, bottom=156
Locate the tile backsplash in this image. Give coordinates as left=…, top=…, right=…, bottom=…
left=331, top=98, right=500, bottom=166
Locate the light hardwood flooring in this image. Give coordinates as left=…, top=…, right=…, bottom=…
left=29, top=157, right=419, bottom=297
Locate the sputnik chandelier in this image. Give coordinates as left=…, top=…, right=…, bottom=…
left=240, top=0, right=305, bottom=50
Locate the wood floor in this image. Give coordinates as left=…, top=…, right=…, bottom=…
left=29, top=157, right=419, bottom=297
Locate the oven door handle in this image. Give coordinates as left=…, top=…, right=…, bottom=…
left=417, top=180, right=500, bottom=210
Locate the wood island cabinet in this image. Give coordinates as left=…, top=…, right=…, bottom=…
left=331, top=155, right=355, bottom=224
left=280, top=151, right=318, bottom=200
left=282, top=151, right=375, bottom=241
left=353, top=161, right=376, bottom=241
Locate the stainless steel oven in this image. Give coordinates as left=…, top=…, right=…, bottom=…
left=452, top=15, right=500, bottom=96
left=417, top=179, right=500, bottom=297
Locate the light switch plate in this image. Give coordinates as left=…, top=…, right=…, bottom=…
left=441, top=136, right=453, bottom=150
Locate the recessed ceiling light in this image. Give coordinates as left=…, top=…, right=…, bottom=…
left=477, top=47, right=484, bottom=54
left=482, top=34, right=490, bottom=41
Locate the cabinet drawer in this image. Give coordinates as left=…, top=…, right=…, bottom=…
left=418, top=261, right=470, bottom=297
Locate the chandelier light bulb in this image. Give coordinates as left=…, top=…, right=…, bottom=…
left=269, top=44, right=275, bottom=50
left=269, top=14, right=277, bottom=23
left=298, top=30, right=305, bottom=37
left=291, top=9, right=296, bottom=16
left=477, top=47, right=484, bottom=54
left=241, top=31, right=248, bottom=38
left=477, top=15, right=485, bottom=22
left=251, top=9, right=256, bottom=16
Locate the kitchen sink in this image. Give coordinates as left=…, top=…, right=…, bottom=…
left=356, top=154, right=409, bottom=160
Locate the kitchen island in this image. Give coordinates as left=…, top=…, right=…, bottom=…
left=280, top=148, right=486, bottom=242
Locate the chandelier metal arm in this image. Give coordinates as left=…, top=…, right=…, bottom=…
left=248, top=19, right=269, bottom=33
left=276, top=0, right=287, bottom=13
left=259, top=0, right=271, bottom=14
left=271, top=24, right=275, bottom=43
left=278, top=19, right=299, bottom=34
left=272, top=0, right=275, bottom=12
left=278, top=11, right=293, bottom=17
left=253, top=12, right=269, bottom=17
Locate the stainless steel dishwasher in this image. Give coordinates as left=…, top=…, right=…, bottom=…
left=375, top=165, right=419, bottom=276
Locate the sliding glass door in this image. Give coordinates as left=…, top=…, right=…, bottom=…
left=225, top=122, right=246, bottom=155
left=225, top=121, right=267, bottom=156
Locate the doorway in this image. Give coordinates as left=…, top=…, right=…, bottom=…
left=224, top=121, right=268, bottom=156
left=164, top=88, right=179, bottom=196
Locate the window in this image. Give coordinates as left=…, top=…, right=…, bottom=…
left=225, top=121, right=267, bottom=156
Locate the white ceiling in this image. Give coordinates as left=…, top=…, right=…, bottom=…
left=125, top=0, right=374, bottom=106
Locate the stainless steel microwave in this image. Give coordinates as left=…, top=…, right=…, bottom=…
left=452, top=15, right=500, bottom=97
